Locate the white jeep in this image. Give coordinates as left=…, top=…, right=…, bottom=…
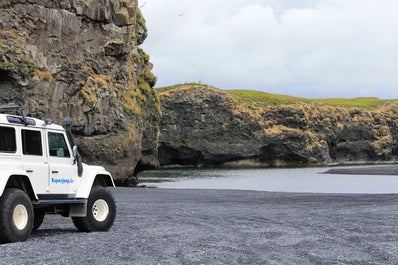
left=0, top=103, right=116, bottom=243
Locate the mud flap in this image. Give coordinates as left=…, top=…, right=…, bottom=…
left=68, top=202, right=87, bottom=217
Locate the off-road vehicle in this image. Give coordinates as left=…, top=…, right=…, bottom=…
left=0, top=103, right=116, bottom=243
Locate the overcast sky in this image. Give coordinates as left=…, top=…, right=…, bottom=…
left=139, top=0, right=398, bottom=99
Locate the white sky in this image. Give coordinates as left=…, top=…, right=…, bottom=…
left=139, top=0, right=398, bottom=99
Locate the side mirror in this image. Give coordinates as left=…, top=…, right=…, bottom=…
left=72, top=145, right=83, bottom=177
left=72, top=146, right=78, bottom=161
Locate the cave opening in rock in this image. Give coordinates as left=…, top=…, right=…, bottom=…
left=158, top=145, right=204, bottom=167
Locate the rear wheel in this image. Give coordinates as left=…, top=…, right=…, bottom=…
left=72, top=187, right=116, bottom=232
left=0, top=188, right=34, bottom=243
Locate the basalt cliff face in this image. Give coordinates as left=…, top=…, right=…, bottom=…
left=0, top=0, right=160, bottom=184
left=158, top=85, right=398, bottom=167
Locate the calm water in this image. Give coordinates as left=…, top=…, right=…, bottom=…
left=138, top=165, right=398, bottom=194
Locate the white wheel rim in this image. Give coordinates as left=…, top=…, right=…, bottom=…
left=13, top=204, right=28, bottom=230
left=92, top=199, right=109, bottom=222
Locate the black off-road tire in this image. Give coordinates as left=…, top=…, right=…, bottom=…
left=0, top=188, right=34, bottom=243
left=72, top=187, right=116, bottom=232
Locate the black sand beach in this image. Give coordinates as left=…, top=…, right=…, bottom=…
left=1, top=186, right=398, bottom=264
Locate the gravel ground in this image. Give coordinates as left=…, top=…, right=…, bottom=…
left=2, top=188, right=398, bottom=264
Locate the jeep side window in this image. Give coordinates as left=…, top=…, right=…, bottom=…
left=0, top=126, right=16, bottom=153
left=21, top=129, right=42, bottom=156
left=48, top=132, right=70, bottom=158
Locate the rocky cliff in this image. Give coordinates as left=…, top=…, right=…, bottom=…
left=0, top=0, right=160, bottom=184
left=158, top=84, right=398, bottom=167
left=2, top=2, right=398, bottom=181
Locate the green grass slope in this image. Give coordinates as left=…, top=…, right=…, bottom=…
left=156, top=83, right=395, bottom=110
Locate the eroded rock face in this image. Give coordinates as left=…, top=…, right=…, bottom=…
left=159, top=85, right=398, bottom=167
left=0, top=0, right=160, bottom=183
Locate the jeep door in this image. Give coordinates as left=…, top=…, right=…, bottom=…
left=20, top=128, right=49, bottom=195
left=47, top=131, right=81, bottom=195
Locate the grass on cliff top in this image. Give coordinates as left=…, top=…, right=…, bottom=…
left=155, top=83, right=213, bottom=93
left=228, top=90, right=390, bottom=109
left=156, top=83, right=392, bottom=109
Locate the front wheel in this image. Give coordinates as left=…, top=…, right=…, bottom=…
left=72, top=187, right=116, bottom=232
left=0, top=188, right=34, bottom=243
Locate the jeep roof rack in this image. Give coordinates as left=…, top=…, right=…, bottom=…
left=0, top=102, right=28, bottom=125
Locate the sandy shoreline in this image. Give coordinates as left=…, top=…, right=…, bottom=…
left=324, top=164, right=398, bottom=175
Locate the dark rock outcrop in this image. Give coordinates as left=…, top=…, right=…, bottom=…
left=0, top=0, right=160, bottom=183
left=158, top=85, right=398, bottom=167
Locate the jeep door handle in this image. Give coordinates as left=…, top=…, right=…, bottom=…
left=26, top=170, right=33, bottom=173
left=52, top=170, right=59, bottom=174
